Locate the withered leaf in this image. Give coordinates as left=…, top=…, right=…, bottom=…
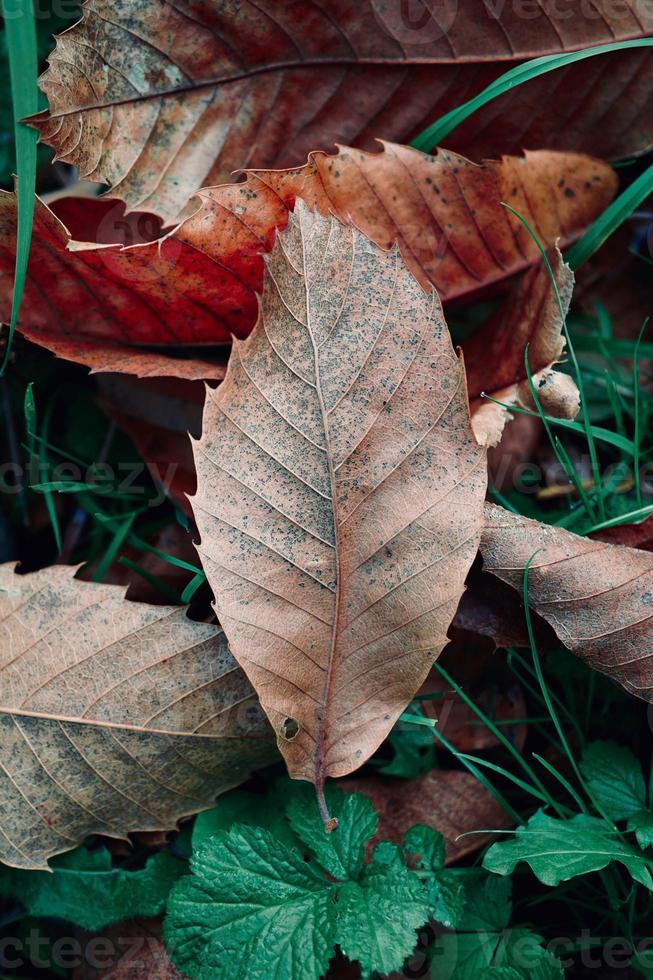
left=28, top=0, right=649, bottom=220
left=342, top=771, right=513, bottom=864
left=0, top=147, right=615, bottom=377
left=481, top=504, right=653, bottom=702
left=0, top=193, right=228, bottom=380
left=190, top=204, right=487, bottom=794
left=96, top=374, right=206, bottom=516
left=465, top=249, right=578, bottom=447
left=0, top=564, right=276, bottom=869
left=183, top=146, right=613, bottom=307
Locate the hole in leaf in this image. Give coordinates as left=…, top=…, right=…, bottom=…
left=280, top=717, right=300, bottom=740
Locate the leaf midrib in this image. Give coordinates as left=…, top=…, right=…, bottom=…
left=31, top=34, right=648, bottom=120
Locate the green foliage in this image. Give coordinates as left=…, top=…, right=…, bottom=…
left=0, top=845, right=185, bottom=929
left=581, top=740, right=647, bottom=820
left=0, top=0, right=38, bottom=373
left=377, top=721, right=436, bottom=778
left=483, top=810, right=653, bottom=887
left=164, top=785, right=464, bottom=980
left=430, top=874, right=563, bottom=979
left=582, top=740, right=653, bottom=849
left=0, top=3, right=78, bottom=183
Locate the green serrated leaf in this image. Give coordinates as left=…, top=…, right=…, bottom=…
left=432, top=923, right=563, bottom=979
left=494, top=928, right=564, bottom=979
left=483, top=811, right=653, bottom=888
left=404, top=824, right=446, bottom=870
left=433, top=931, right=501, bottom=979
left=287, top=785, right=377, bottom=880
left=379, top=725, right=436, bottom=778
left=370, top=840, right=404, bottom=871
left=483, top=969, right=523, bottom=980
left=191, top=789, right=299, bottom=852
left=165, top=791, right=437, bottom=980
left=0, top=847, right=184, bottom=930
left=335, top=865, right=429, bottom=979
left=581, top=741, right=647, bottom=820
left=428, top=869, right=466, bottom=930
left=164, top=825, right=333, bottom=980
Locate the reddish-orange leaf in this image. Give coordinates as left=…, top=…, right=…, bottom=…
left=0, top=147, right=615, bottom=377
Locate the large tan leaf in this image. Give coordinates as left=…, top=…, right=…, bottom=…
left=480, top=504, right=653, bottom=702
left=190, top=204, right=487, bottom=802
left=28, top=0, right=651, bottom=220
left=0, top=564, right=276, bottom=869
left=0, top=146, right=615, bottom=377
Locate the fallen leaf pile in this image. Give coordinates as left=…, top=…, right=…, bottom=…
left=1, top=1, right=653, bottom=953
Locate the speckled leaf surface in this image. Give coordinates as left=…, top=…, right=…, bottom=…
left=190, top=204, right=487, bottom=788
left=481, top=504, right=653, bottom=702
left=181, top=145, right=614, bottom=310
left=0, top=146, right=615, bottom=377
left=27, top=0, right=651, bottom=220
left=0, top=564, right=276, bottom=869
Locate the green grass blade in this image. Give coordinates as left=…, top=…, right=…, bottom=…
left=483, top=394, right=635, bottom=454
left=584, top=504, right=653, bottom=534
left=1, top=0, right=39, bottom=374
left=567, top=162, right=653, bottom=269
left=24, top=385, right=61, bottom=551
left=117, top=557, right=183, bottom=604
left=92, top=512, right=135, bottom=583
left=430, top=726, right=522, bottom=824
left=411, top=39, right=653, bottom=153
left=434, top=662, right=563, bottom=815
left=633, top=319, right=649, bottom=508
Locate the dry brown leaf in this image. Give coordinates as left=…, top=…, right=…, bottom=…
left=0, top=564, right=276, bottom=869
left=487, top=412, right=543, bottom=493
left=465, top=250, right=577, bottom=447
left=0, top=148, right=615, bottom=378
left=0, top=192, right=228, bottom=380
left=28, top=0, right=649, bottom=220
left=341, top=771, right=513, bottom=864
left=481, top=503, right=653, bottom=702
left=453, top=574, right=533, bottom=650
left=96, top=375, right=207, bottom=516
left=417, top=670, right=527, bottom=754
left=592, top=515, right=653, bottom=552
left=190, top=204, right=487, bottom=801
left=73, top=919, right=182, bottom=980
